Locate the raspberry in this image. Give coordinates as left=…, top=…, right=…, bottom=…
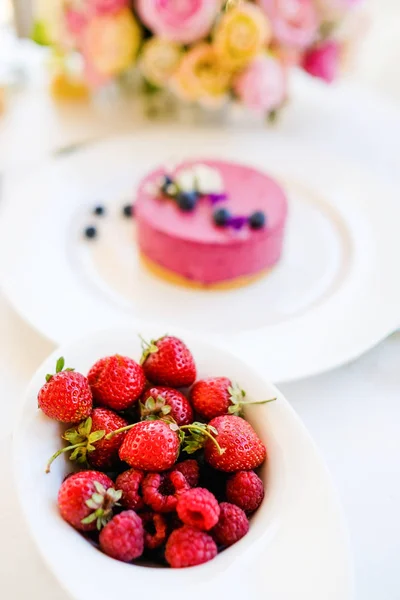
left=141, top=511, right=168, bottom=550
left=176, top=488, right=220, bottom=531
left=172, top=459, right=199, bottom=488
left=212, top=502, right=249, bottom=547
left=226, top=470, right=264, bottom=513
left=142, top=471, right=189, bottom=513
left=165, top=526, right=217, bottom=568
left=116, top=469, right=145, bottom=511
left=99, top=511, right=144, bottom=562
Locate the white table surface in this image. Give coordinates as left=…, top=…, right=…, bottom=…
left=1, top=2, right=400, bottom=598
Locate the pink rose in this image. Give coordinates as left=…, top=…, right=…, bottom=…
left=135, top=0, right=220, bottom=44
left=257, top=0, right=319, bottom=48
left=233, top=55, right=286, bottom=113
left=302, top=40, right=340, bottom=83
left=65, top=0, right=129, bottom=41
left=65, top=9, right=88, bottom=37
left=87, top=0, right=129, bottom=15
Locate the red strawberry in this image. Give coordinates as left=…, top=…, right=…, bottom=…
left=88, top=355, right=145, bottom=411
left=190, top=377, right=232, bottom=420
left=38, top=357, right=92, bottom=423
left=140, top=387, right=193, bottom=426
left=99, top=511, right=144, bottom=562
left=119, top=420, right=180, bottom=471
left=46, top=408, right=128, bottom=473
left=191, top=377, right=275, bottom=420
left=58, top=471, right=121, bottom=531
left=204, top=415, right=266, bottom=472
left=140, top=336, right=196, bottom=387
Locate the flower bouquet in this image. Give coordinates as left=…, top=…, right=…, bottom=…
left=33, top=0, right=363, bottom=116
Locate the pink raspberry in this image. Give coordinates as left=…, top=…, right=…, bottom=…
left=226, top=470, right=264, bottom=513
left=99, top=511, right=144, bottom=562
left=115, top=469, right=145, bottom=511
left=165, top=526, right=217, bottom=568
left=172, top=459, right=200, bottom=488
left=212, top=502, right=249, bottom=547
left=140, top=511, right=168, bottom=550
left=176, top=487, right=220, bottom=531
left=142, top=471, right=189, bottom=512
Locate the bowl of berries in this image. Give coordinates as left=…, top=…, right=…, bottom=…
left=13, top=325, right=353, bottom=600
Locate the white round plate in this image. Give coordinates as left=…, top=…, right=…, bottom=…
left=13, top=325, right=353, bottom=600
left=1, top=125, right=399, bottom=382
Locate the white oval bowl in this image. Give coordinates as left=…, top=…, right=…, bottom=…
left=13, top=325, right=354, bottom=600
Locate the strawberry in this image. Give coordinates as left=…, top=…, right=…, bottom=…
left=38, top=357, right=92, bottom=423
left=140, top=336, right=196, bottom=387
left=110, top=420, right=222, bottom=472
left=87, top=355, right=145, bottom=411
left=204, top=415, right=266, bottom=472
left=58, top=471, right=121, bottom=531
left=140, top=387, right=194, bottom=426
left=191, top=377, right=275, bottom=420
left=46, top=408, right=128, bottom=473
left=119, top=420, right=180, bottom=472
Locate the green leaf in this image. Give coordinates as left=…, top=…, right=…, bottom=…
left=63, top=430, right=83, bottom=444
left=94, top=481, right=106, bottom=495
left=146, top=397, right=156, bottom=411
left=31, top=20, right=51, bottom=46
left=89, top=430, right=105, bottom=443
left=161, top=405, right=171, bottom=415
left=86, top=444, right=95, bottom=452
left=79, top=417, right=92, bottom=437
left=86, top=499, right=99, bottom=510
left=56, top=357, right=65, bottom=373
left=45, top=374, right=52, bottom=382
left=70, top=447, right=85, bottom=461
left=81, top=512, right=99, bottom=525
left=208, top=425, right=218, bottom=436
left=92, top=493, right=104, bottom=505
left=169, top=423, right=179, bottom=432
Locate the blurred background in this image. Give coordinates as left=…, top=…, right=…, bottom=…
left=1, top=0, right=400, bottom=172
left=0, top=2, right=400, bottom=600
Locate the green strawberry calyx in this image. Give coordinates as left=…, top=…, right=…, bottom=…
left=177, top=422, right=225, bottom=456
left=45, top=417, right=105, bottom=473
left=81, top=481, right=122, bottom=530
left=139, top=334, right=168, bottom=365
left=228, top=382, right=276, bottom=416
left=45, top=356, right=75, bottom=382
left=106, top=420, right=225, bottom=455
left=139, top=395, right=173, bottom=422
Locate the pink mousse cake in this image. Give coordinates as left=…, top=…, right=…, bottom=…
left=135, top=159, right=288, bottom=288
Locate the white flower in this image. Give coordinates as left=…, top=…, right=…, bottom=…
left=175, top=163, right=225, bottom=195
left=175, top=168, right=196, bottom=192
left=192, top=164, right=224, bottom=194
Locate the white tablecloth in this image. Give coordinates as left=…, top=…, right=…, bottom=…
left=1, top=2, right=400, bottom=598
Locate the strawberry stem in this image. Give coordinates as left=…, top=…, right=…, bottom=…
left=180, top=424, right=225, bottom=455
left=45, top=442, right=84, bottom=474
left=105, top=423, right=137, bottom=440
